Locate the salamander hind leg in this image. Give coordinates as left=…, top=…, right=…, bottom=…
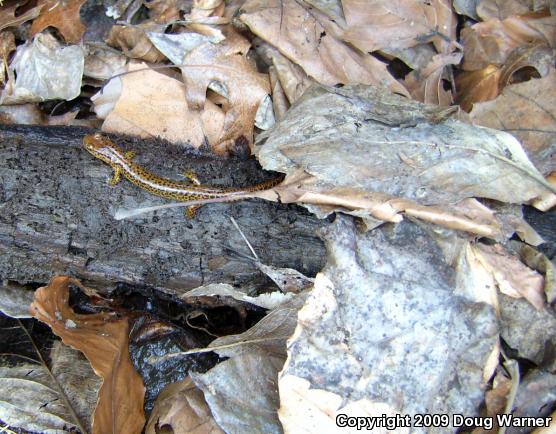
left=108, top=167, right=123, bottom=185
left=185, top=205, right=203, bottom=218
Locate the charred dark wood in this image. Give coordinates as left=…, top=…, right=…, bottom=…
left=0, top=125, right=326, bottom=294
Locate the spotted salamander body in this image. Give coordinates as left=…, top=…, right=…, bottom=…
left=83, top=134, right=282, bottom=216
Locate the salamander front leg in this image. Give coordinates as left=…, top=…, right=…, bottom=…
left=108, top=167, right=122, bottom=185
left=185, top=205, right=203, bottom=218
left=182, top=170, right=200, bottom=185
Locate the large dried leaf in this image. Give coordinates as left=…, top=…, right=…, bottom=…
left=146, top=378, right=224, bottom=434
left=477, top=0, right=541, bottom=20
left=239, top=0, right=408, bottom=96
left=0, top=0, right=42, bottom=32
left=106, top=24, right=166, bottom=63
left=179, top=31, right=270, bottom=152
left=470, top=69, right=556, bottom=176
left=0, top=341, right=99, bottom=434
left=456, top=64, right=502, bottom=112
left=461, top=12, right=556, bottom=70
left=95, top=62, right=226, bottom=147
left=457, top=44, right=555, bottom=111
left=341, top=0, right=457, bottom=54
left=29, top=276, right=146, bottom=434
left=256, top=85, right=556, bottom=232
left=30, top=0, right=87, bottom=44
left=279, top=217, right=498, bottom=431
left=0, top=33, right=84, bottom=104
left=404, top=52, right=462, bottom=105
left=473, top=243, right=545, bottom=309
left=190, top=349, right=284, bottom=434
left=0, top=364, right=82, bottom=433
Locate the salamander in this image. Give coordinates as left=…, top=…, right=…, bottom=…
left=83, top=133, right=283, bottom=217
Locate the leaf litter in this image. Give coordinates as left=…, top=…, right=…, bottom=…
left=2, top=0, right=556, bottom=433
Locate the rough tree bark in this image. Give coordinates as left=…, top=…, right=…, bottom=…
left=0, top=125, right=327, bottom=295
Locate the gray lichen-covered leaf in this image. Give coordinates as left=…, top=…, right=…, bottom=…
left=256, top=85, right=554, bottom=217
left=499, top=295, right=556, bottom=372
left=279, top=217, right=498, bottom=433
left=191, top=349, right=284, bottom=434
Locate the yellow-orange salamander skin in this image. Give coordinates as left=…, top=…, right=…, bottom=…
left=83, top=133, right=283, bottom=216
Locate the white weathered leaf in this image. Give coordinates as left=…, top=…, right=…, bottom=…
left=1, top=33, right=84, bottom=104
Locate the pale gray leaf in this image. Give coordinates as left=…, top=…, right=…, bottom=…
left=0, top=284, right=34, bottom=318
left=1, top=33, right=84, bottom=104
left=279, top=217, right=498, bottom=433
left=191, top=349, right=284, bottom=434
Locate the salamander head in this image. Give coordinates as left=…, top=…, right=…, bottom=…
left=83, top=133, right=125, bottom=165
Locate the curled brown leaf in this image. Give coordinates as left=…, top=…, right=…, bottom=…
left=29, top=276, right=146, bottom=434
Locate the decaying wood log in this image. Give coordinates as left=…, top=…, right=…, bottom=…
left=0, top=125, right=327, bottom=294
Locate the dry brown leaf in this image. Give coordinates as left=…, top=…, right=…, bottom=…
left=461, top=12, right=556, bottom=70
left=470, top=69, right=556, bottom=175
left=30, top=0, right=87, bottom=44
left=499, top=43, right=556, bottom=86
left=146, top=378, right=224, bottom=434
left=145, top=0, right=184, bottom=24
left=404, top=52, right=462, bottom=105
left=342, top=0, right=458, bottom=54
left=456, top=44, right=555, bottom=111
left=180, top=31, right=270, bottom=152
left=96, top=62, right=226, bottom=147
left=268, top=65, right=289, bottom=119
left=29, top=276, right=146, bottom=434
left=260, top=43, right=314, bottom=104
left=477, top=0, right=538, bottom=20
left=456, top=64, right=502, bottom=111
left=0, top=0, right=42, bottom=32
left=106, top=24, right=166, bottom=63
left=472, top=371, right=513, bottom=434
left=191, top=0, right=224, bottom=19
left=0, top=30, right=15, bottom=85
left=84, top=45, right=128, bottom=80
left=474, top=243, right=545, bottom=309
left=239, top=0, right=408, bottom=96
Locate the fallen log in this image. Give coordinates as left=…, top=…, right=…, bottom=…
left=0, top=125, right=327, bottom=294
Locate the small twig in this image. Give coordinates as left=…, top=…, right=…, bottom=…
left=114, top=195, right=250, bottom=219
left=229, top=216, right=259, bottom=261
